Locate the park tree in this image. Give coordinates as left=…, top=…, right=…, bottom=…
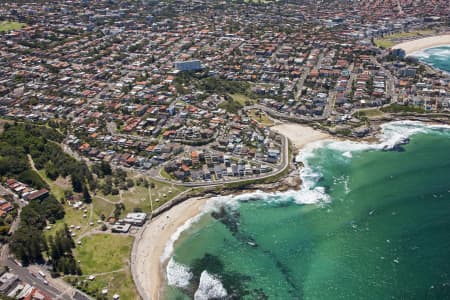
left=82, top=185, right=92, bottom=204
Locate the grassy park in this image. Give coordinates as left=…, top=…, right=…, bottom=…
left=0, top=21, right=25, bottom=32
left=93, top=175, right=187, bottom=218
left=248, top=109, right=274, bottom=126
left=37, top=169, right=70, bottom=201
left=354, top=108, right=384, bottom=118
left=23, top=138, right=188, bottom=299
left=74, top=234, right=133, bottom=274
left=68, top=234, right=138, bottom=299
left=374, top=29, right=434, bottom=48
left=230, top=93, right=256, bottom=106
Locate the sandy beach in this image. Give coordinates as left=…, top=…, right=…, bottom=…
left=392, top=34, right=450, bottom=55
left=132, top=123, right=329, bottom=299
left=271, top=123, right=330, bottom=149
left=133, top=197, right=208, bottom=300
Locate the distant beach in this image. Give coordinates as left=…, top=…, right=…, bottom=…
left=271, top=123, right=330, bottom=149
left=132, top=123, right=330, bottom=299
left=392, top=34, right=450, bottom=55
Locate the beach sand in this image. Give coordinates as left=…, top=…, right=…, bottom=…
left=393, top=34, right=450, bottom=55
left=271, top=123, right=330, bottom=149
left=133, top=197, right=208, bottom=300
left=132, top=123, right=329, bottom=299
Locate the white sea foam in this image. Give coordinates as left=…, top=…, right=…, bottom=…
left=410, top=46, right=450, bottom=74
left=342, top=151, right=353, bottom=158
left=344, top=177, right=350, bottom=195
left=411, top=45, right=450, bottom=59
left=326, top=120, right=444, bottom=153
left=166, top=258, right=193, bottom=288
left=206, top=187, right=330, bottom=209
left=411, top=50, right=430, bottom=59
left=162, top=120, right=450, bottom=281
left=194, top=271, right=228, bottom=300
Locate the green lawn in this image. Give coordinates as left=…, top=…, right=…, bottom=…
left=160, top=168, right=174, bottom=180
left=381, top=103, right=426, bottom=113
left=68, top=269, right=139, bottom=300
left=92, top=177, right=187, bottom=217
left=0, top=21, right=26, bottom=32
left=230, top=93, right=256, bottom=106
left=120, top=179, right=187, bottom=212
left=74, top=234, right=133, bottom=274
left=374, top=29, right=434, bottom=48
left=248, top=109, right=274, bottom=126
left=34, top=166, right=100, bottom=239
left=375, top=39, right=396, bottom=49
left=92, top=196, right=115, bottom=219
left=355, top=108, right=384, bottom=118
left=69, top=234, right=138, bottom=299
left=45, top=203, right=99, bottom=239
left=38, top=170, right=70, bottom=201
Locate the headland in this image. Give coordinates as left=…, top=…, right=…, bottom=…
left=132, top=123, right=331, bottom=299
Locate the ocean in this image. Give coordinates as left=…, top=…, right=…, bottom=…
left=163, top=121, right=450, bottom=300
left=411, top=45, right=450, bottom=73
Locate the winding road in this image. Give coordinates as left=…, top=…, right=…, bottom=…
left=144, top=134, right=289, bottom=187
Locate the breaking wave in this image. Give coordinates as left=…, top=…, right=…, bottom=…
left=163, top=120, right=450, bottom=290
left=327, top=121, right=449, bottom=153
left=166, top=258, right=193, bottom=288
left=410, top=45, right=450, bottom=73
left=194, top=271, right=228, bottom=300
left=411, top=45, right=450, bottom=58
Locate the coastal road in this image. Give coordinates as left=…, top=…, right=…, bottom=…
left=244, top=104, right=325, bottom=123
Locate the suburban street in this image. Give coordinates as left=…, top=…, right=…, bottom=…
left=1, top=256, right=72, bottom=299
left=144, top=134, right=290, bottom=187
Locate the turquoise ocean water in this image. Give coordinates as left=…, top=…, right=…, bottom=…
left=164, top=122, right=450, bottom=299
left=412, top=45, right=450, bottom=73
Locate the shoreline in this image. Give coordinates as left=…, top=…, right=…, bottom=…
left=392, top=34, right=450, bottom=55
left=132, top=197, right=209, bottom=300
left=132, top=123, right=330, bottom=299
left=144, top=122, right=450, bottom=299
left=131, top=120, right=449, bottom=299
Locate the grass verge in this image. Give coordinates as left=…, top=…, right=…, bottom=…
left=374, top=29, right=434, bottom=48
left=230, top=93, right=256, bottom=106
left=67, top=234, right=138, bottom=299
left=248, top=109, right=274, bottom=126
left=92, top=177, right=187, bottom=217
left=0, top=21, right=26, bottom=32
